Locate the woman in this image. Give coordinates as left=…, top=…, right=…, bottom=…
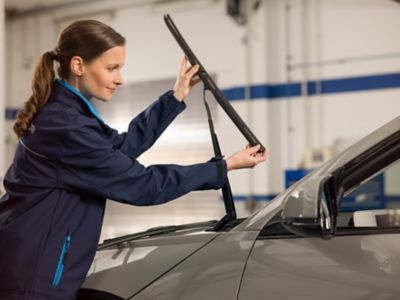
left=0, top=20, right=266, bottom=299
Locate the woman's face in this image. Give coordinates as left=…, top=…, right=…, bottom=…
left=79, top=45, right=125, bottom=101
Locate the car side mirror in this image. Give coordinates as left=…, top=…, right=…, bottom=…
left=281, top=175, right=337, bottom=239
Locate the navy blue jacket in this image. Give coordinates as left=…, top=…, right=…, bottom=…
left=0, top=80, right=227, bottom=300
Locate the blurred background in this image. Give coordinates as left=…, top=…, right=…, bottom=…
left=1, top=0, right=400, bottom=241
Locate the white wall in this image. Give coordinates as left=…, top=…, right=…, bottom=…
left=272, top=0, right=400, bottom=189
left=3, top=0, right=400, bottom=227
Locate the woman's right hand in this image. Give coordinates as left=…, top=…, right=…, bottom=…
left=226, top=145, right=267, bottom=171
left=173, top=57, right=201, bottom=101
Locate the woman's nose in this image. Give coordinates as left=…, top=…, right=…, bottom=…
left=115, top=72, right=124, bottom=85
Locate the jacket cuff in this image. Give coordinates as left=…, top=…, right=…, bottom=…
left=208, top=156, right=228, bottom=181
left=163, top=90, right=186, bottom=112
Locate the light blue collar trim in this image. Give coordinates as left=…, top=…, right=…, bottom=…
left=56, top=79, right=104, bottom=123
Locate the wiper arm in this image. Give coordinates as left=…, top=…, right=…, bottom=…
left=202, top=88, right=237, bottom=230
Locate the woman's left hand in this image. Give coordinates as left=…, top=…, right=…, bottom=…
left=173, top=56, right=201, bottom=101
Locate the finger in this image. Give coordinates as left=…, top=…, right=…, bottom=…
left=255, top=151, right=268, bottom=162
left=247, top=144, right=261, bottom=154
left=256, top=146, right=267, bottom=156
left=255, top=152, right=264, bottom=158
left=190, top=76, right=201, bottom=86
left=256, top=148, right=267, bottom=157
left=186, top=64, right=199, bottom=78
left=179, top=56, right=187, bottom=76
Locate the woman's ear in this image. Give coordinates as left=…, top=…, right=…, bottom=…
left=70, top=56, right=85, bottom=77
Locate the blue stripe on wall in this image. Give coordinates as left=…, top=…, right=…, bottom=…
left=222, top=83, right=302, bottom=100
left=6, top=108, right=18, bottom=120
left=220, top=194, right=278, bottom=202
left=223, top=72, right=400, bottom=101
left=233, top=194, right=278, bottom=201
left=307, top=73, right=400, bottom=95
left=5, top=72, right=400, bottom=120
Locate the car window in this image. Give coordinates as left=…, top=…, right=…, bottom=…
left=337, top=159, right=400, bottom=230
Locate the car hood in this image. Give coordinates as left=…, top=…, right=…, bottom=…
left=81, top=228, right=219, bottom=299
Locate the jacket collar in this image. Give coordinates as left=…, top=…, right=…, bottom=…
left=54, top=79, right=104, bottom=123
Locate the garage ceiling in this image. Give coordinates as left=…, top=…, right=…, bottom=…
left=4, top=0, right=192, bottom=12
left=4, top=0, right=88, bottom=11
left=5, top=0, right=400, bottom=12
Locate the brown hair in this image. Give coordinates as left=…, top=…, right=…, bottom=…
left=13, top=20, right=126, bottom=138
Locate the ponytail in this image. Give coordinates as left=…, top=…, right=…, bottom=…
left=13, top=51, right=57, bottom=138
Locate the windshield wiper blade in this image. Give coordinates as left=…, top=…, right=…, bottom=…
left=98, top=220, right=218, bottom=250
left=164, top=14, right=265, bottom=152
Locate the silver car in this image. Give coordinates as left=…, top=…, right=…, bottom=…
left=77, top=115, right=400, bottom=300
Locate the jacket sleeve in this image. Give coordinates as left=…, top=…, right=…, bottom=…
left=111, top=90, right=186, bottom=158
left=57, top=121, right=227, bottom=205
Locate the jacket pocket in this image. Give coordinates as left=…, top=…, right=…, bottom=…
left=52, top=231, right=72, bottom=287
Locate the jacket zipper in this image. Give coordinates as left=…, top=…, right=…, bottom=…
left=52, top=232, right=72, bottom=287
